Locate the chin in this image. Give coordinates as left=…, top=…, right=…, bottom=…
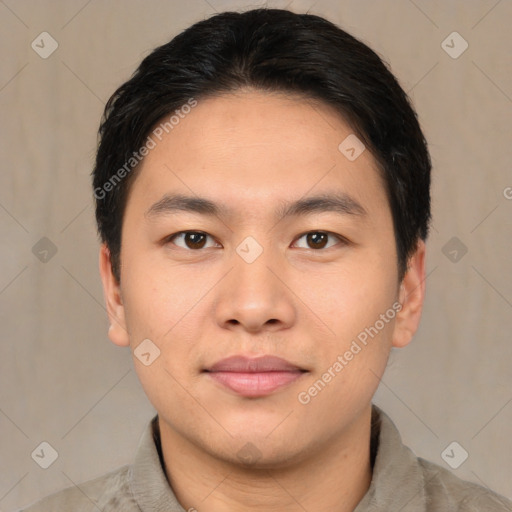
left=211, top=432, right=308, bottom=470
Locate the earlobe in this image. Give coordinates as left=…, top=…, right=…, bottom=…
left=98, top=244, right=130, bottom=347
left=392, top=240, right=426, bottom=349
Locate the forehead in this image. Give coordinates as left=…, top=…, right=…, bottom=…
left=127, top=89, right=388, bottom=220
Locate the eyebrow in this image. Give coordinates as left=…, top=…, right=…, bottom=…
left=144, top=192, right=367, bottom=222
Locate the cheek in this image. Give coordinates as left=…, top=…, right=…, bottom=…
left=121, top=260, right=208, bottom=386
left=296, top=315, right=395, bottom=426
left=312, top=260, right=398, bottom=340
left=124, top=272, right=204, bottom=415
left=300, top=258, right=398, bottom=395
left=121, top=256, right=203, bottom=343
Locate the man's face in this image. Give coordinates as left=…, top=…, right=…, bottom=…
left=101, top=90, right=423, bottom=467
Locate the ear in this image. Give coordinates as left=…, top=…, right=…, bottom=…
left=392, top=239, right=426, bottom=349
left=98, top=244, right=130, bottom=347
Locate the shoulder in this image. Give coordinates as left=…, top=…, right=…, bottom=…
left=372, top=406, right=511, bottom=511
left=17, top=464, right=140, bottom=512
left=418, top=457, right=512, bottom=511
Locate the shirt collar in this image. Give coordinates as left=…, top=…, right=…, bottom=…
left=129, top=414, right=185, bottom=511
left=355, top=405, right=427, bottom=511
left=129, top=405, right=427, bottom=511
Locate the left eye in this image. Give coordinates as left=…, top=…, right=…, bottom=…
left=293, top=231, right=344, bottom=250
left=166, top=231, right=218, bottom=250
left=165, top=230, right=344, bottom=251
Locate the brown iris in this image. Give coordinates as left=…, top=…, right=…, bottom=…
left=305, top=232, right=329, bottom=249
left=183, top=232, right=208, bottom=249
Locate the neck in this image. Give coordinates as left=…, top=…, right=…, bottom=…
left=158, top=405, right=374, bottom=512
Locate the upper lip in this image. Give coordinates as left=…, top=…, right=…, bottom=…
left=205, top=355, right=306, bottom=373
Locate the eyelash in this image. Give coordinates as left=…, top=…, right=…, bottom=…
left=164, top=230, right=348, bottom=251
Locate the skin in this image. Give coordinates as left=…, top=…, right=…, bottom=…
left=99, top=89, right=426, bottom=512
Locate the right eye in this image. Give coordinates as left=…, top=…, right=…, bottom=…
left=164, top=231, right=220, bottom=250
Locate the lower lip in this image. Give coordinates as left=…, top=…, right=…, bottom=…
left=206, top=371, right=305, bottom=397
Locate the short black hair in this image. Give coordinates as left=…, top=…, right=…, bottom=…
left=92, top=8, right=431, bottom=283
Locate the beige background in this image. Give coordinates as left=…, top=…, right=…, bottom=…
left=1, top=0, right=511, bottom=509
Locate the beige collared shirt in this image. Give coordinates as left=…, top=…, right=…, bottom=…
left=19, top=405, right=512, bottom=511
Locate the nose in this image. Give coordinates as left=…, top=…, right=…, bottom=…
left=214, top=245, right=296, bottom=333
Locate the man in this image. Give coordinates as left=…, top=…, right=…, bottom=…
left=20, top=7, right=512, bottom=512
